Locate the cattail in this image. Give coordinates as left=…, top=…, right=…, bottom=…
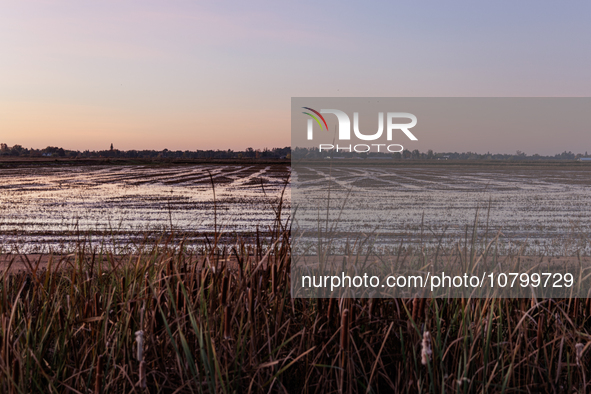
left=176, top=281, right=182, bottom=310
left=84, top=300, right=91, bottom=318
left=271, top=264, right=276, bottom=295
left=536, top=314, right=544, bottom=349
left=327, top=298, right=335, bottom=321
left=139, top=360, right=147, bottom=389
left=94, top=292, right=100, bottom=315
left=224, top=305, right=232, bottom=339
left=94, top=355, right=103, bottom=394
left=412, top=298, right=420, bottom=322
left=419, top=297, right=426, bottom=321
left=144, top=273, right=149, bottom=298
left=421, top=331, right=432, bottom=365
left=340, top=309, right=350, bottom=351
left=248, top=287, right=254, bottom=323
left=221, top=275, right=229, bottom=306
left=135, top=330, right=144, bottom=362
left=349, top=300, right=356, bottom=327
left=576, top=343, right=585, bottom=366
left=58, top=306, right=65, bottom=330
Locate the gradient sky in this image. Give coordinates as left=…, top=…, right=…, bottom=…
left=1, top=1, right=591, bottom=153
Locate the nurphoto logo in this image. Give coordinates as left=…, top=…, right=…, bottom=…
left=302, top=107, right=418, bottom=153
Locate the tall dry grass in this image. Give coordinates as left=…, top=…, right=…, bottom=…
left=0, top=197, right=590, bottom=393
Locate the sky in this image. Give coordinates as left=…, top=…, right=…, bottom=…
left=1, top=1, right=591, bottom=153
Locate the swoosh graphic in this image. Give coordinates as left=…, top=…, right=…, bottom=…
left=302, top=107, right=328, bottom=130
left=302, top=112, right=323, bottom=130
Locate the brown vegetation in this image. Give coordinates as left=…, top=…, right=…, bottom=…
left=1, top=232, right=591, bottom=392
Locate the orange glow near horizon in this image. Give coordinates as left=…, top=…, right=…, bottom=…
left=1, top=101, right=290, bottom=151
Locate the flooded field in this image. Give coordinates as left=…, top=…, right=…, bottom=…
left=292, top=163, right=591, bottom=255
left=0, top=164, right=290, bottom=252
left=2, top=162, right=591, bottom=255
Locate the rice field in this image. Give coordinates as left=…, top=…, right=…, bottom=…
left=2, top=163, right=590, bottom=255
left=292, top=163, right=591, bottom=255
left=0, top=164, right=290, bottom=253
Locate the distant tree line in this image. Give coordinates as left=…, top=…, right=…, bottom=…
left=0, top=143, right=291, bottom=160
left=292, top=147, right=590, bottom=161
left=1, top=143, right=589, bottom=161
